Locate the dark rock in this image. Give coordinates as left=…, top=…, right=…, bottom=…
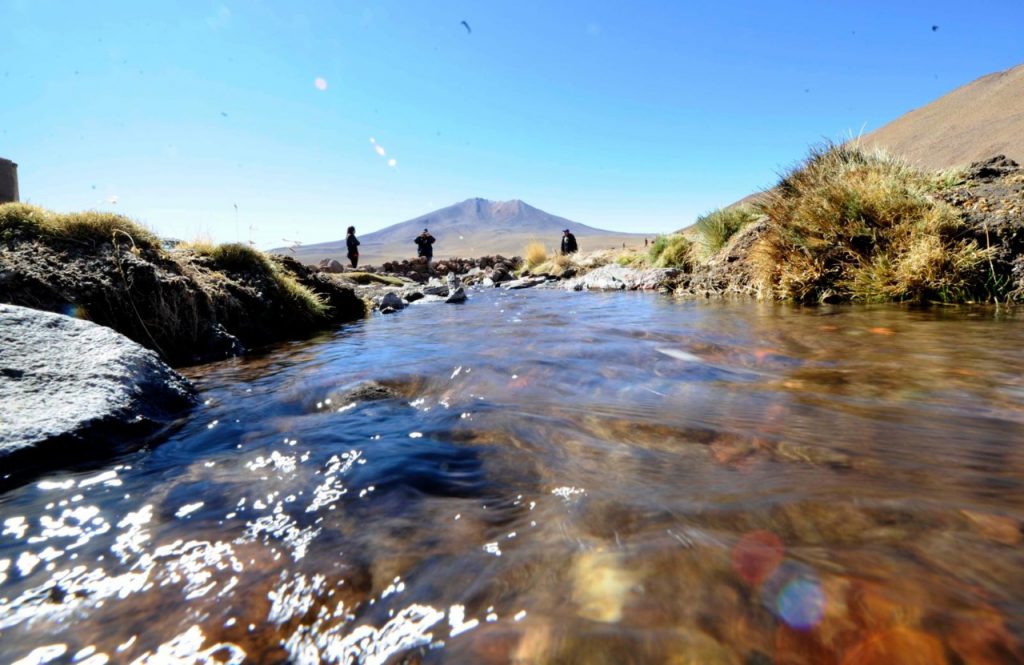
left=445, top=286, right=467, bottom=303
left=0, top=304, right=195, bottom=483
left=403, top=291, right=424, bottom=303
left=422, top=282, right=449, bottom=297
left=965, top=155, right=1020, bottom=182
left=336, top=381, right=401, bottom=403
left=377, top=292, right=406, bottom=311
left=936, top=157, right=1024, bottom=298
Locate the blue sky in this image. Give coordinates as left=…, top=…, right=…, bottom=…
left=2, top=1, right=1022, bottom=247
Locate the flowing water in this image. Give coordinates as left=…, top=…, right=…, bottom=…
left=2, top=289, right=1023, bottom=664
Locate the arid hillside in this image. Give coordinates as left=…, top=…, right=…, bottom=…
left=862, top=63, right=1024, bottom=169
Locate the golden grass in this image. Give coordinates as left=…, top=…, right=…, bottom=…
left=185, top=242, right=329, bottom=317
left=0, top=203, right=161, bottom=250
left=524, top=241, right=548, bottom=270
left=752, top=143, right=990, bottom=303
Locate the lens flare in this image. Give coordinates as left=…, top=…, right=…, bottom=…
left=313, top=77, right=328, bottom=91
left=731, top=530, right=784, bottom=585
left=388, top=158, right=397, bottom=167
left=776, top=577, right=825, bottom=629
left=62, top=305, right=88, bottom=319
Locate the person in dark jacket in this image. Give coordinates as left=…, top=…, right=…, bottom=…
left=414, top=228, right=436, bottom=269
left=346, top=226, right=360, bottom=269
left=560, top=229, right=578, bottom=255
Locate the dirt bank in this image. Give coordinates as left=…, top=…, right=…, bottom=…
left=0, top=204, right=365, bottom=366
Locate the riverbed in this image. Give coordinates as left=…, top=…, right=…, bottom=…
left=1, top=289, right=1023, bottom=664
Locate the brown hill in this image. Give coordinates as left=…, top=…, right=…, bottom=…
left=861, top=63, right=1024, bottom=170
left=274, top=198, right=653, bottom=265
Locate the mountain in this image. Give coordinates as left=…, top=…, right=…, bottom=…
left=861, top=63, right=1024, bottom=169
left=275, top=198, right=653, bottom=265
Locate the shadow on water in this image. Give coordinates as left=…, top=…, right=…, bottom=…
left=1, top=289, right=1023, bottom=663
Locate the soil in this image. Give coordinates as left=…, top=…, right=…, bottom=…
left=0, top=237, right=365, bottom=366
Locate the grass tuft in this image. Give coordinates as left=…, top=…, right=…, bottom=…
left=648, top=234, right=694, bottom=270
left=524, top=241, right=548, bottom=270
left=752, top=143, right=991, bottom=303
left=178, top=240, right=328, bottom=317
left=0, top=203, right=161, bottom=250
left=692, top=206, right=760, bottom=261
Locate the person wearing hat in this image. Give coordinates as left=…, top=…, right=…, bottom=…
left=560, top=228, right=578, bottom=255
left=414, top=227, right=436, bottom=270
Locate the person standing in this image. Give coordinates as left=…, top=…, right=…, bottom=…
left=346, top=226, right=360, bottom=269
left=560, top=229, right=578, bottom=255
left=414, top=228, right=436, bottom=270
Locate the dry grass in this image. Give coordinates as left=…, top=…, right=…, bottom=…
left=0, top=203, right=161, bottom=250
left=752, top=143, right=991, bottom=303
left=692, top=206, right=760, bottom=262
left=178, top=241, right=328, bottom=317
left=524, top=241, right=548, bottom=270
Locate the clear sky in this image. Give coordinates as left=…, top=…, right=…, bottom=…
left=2, top=1, right=1022, bottom=247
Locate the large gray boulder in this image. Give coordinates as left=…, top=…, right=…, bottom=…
left=563, top=265, right=681, bottom=291
left=0, top=304, right=195, bottom=474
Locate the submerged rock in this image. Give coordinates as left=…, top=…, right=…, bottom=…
left=0, top=304, right=195, bottom=476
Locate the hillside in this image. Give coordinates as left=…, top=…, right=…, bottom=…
left=861, top=63, right=1024, bottom=169
left=274, top=198, right=653, bottom=265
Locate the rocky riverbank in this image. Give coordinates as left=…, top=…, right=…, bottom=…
left=0, top=204, right=366, bottom=366
left=676, top=154, right=1024, bottom=301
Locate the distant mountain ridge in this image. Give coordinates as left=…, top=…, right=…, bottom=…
left=276, top=198, right=652, bottom=265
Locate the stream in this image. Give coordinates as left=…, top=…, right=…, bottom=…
left=2, top=289, right=1023, bottom=664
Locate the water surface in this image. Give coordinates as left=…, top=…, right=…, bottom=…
left=2, top=290, right=1023, bottom=664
